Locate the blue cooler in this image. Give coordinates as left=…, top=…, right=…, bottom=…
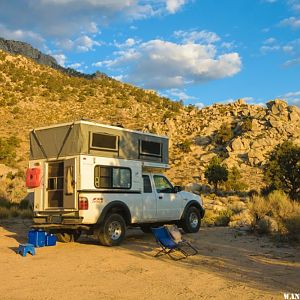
left=28, top=229, right=46, bottom=247
left=45, top=233, right=57, bottom=246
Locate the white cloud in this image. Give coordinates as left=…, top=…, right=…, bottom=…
left=0, top=1, right=189, bottom=42
left=67, top=62, right=81, bottom=69
left=166, top=0, right=187, bottom=13
left=98, top=39, right=242, bottom=89
left=283, top=57, right=300, bottom=66
left=287, top=0, right=300, bottom=12
left=174, top=30, right=220, bottom=44
left=195, top=102, right=205, bottom=109
left=56, top=35, right=101, bottom=52
left=263, top=37, right=276, bottom=44
left=164, top=88, right=197, bottom=101
left=52, top=54, right=67, bottom=66
left=114, top=38, right=138, bottom=49
left=260, top=45, right=280, bottom=53
left=279, top=90, right=300, bottom=105
left=279, top=17, right=300, bottom=29
left=0, top=24, right=46, bottom=49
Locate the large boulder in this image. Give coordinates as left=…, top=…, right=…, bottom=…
left=266, top=99, right=288, bottom=115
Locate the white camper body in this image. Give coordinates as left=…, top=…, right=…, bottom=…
left=27, top=120, right=204, bottom=246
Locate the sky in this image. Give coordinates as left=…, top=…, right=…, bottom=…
left=0, top=0, right=299, bottom=107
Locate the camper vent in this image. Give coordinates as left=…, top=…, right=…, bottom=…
left=90, top=132, right=118, bottom=151
left=140, top=140, right=162, bottom=157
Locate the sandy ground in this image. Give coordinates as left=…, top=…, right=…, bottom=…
left=0, top=219, right=299, bottom=300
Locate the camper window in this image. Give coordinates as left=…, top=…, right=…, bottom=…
left=90, top=132, right=118, bottom=151
left=140, top=140, right=162, bottom=157
left=94, top=166, right=131, bottom=189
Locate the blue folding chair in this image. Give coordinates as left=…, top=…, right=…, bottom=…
left=151, top=226, right=198, bottom=260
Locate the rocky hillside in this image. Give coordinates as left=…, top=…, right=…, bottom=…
left=0, top=48, right=300, bottom=202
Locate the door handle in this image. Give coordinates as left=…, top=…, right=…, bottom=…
left=159, top=196, right=163, bottom=199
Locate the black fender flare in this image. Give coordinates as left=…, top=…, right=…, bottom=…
left=181, top=200, right=205, bottom=220
left=97, top=201, right=132, bottom=225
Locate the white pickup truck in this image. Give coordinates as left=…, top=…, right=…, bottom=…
left=27, top=121, right=205, bottom=246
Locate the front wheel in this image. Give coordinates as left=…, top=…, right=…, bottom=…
left=96, top=214, right=126, bottom=246
left=181, top=206, right=201, bottom=233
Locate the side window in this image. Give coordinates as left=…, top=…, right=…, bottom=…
left=143, top=175, right=152, bottom=193
left=153, top=175, right=174, bottom=193
left=94, top=166, right=131, bottom=189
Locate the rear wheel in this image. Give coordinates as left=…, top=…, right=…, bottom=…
left=181, top=206, right=201, bottom=233
left=96, top=214, right=126, bottom=246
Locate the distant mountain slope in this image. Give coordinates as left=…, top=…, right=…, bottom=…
left=0, top=47, right=299, bottom=202
left=0, top=37, right=107, bottom=79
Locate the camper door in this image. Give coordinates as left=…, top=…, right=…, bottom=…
left=64, top=158, right=77, bottom=209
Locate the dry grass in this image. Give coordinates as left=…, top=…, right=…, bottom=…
left=248, top=190, right=300, bottom=240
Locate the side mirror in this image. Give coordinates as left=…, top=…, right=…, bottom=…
left=173, top=185, right=182, bottom=193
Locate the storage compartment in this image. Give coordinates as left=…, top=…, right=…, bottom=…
left=28, top=229, right=46, bottom=247
left=26, top=168, right=41, bottom=188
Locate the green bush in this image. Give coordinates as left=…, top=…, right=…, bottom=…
left=204, top=157, right=229, bottom=189
left=264, top=141, right=300, bottom=200
left=177, top=140, right=192, bottom=153
left=0, top=207, right=10, bottom=219
left=0, top=136, right=20, bottom=165
left=215, top=209, right=234, bottom=226
left=224, top=167, right=248, bottom=192
left=214, top=123, right=233, bottom=145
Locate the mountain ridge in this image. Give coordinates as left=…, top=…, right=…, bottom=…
left=0, top=37, right=107, bottom=80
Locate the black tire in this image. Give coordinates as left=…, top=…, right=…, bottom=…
left=97, top=214, right=126, bottom=246
left=140, top=225, right=152, bottom=233
left=181, top=206, right=201, bottom=233
left=56, top=230, right=81, bottom=243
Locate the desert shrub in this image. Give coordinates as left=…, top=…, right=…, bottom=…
left=214, top=209, right=234, bottom=226
left=264, top=141, right=300, bottom=200
left=177, top=140, right=192, bottom=153
left=241, top=117, right=253, bottom=132
left=202, top=210, right=218, bottom=226
left=0, top=136, right=20, bottom=165
left=20, top=209, right=33, bottom=219
left=214, top=123, right=233, bottom=145
left=205, top=157, right=229, bottom=189
left=9, top=206, right=20, bottom=218
left=224, top=166, right=248, bottom=192
left=0, top=207, right=10, bottom=219
left=248, top=190, right=300, bottom=240
left=0, top=197, right=11, bottom=208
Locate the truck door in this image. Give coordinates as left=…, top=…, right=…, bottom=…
left=142, top=175, right=157, bottom=220
left=63, top=158, right=77, bottom=209
left=153, top=175, right=181, bottom=220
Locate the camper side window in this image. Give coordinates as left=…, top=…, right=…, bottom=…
left=94, top=166, right=131, bottom=189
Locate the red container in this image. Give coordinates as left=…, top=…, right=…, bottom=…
left=26, top=168, right=41, bottom=188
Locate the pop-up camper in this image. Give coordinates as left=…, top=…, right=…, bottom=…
left=27, top=120, right=204, bottom=246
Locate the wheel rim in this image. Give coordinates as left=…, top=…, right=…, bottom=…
left=108, top=221, right=122, bottom=240
left=189, top=212, right=199, bottom=228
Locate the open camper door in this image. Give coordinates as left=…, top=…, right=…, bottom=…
left=64, top=158, right=77, bottom=209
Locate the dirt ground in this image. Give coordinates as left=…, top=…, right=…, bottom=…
left=0, top=219, right=299, bottom=300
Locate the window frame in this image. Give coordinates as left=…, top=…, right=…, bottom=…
left=90, top=132, right=119, bottom=152
left=94, top=165, right=132, bottom=189
left=153, top=175, right=174, bottom=194
left=139, top=140, right=162, bottom=158
left=142, top=175, right=153, bottom=193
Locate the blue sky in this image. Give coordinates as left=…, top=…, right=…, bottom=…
left=0, top=0, right=299, bottom=107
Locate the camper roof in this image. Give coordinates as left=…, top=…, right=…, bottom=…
left=30, top=119, right=168, bottom=139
